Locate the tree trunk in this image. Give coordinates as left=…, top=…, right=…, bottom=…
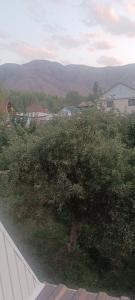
left=67, top=221, right=81, bottom=253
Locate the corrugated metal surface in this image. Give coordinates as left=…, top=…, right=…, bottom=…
left=0, top=222, right=39, bottom=300
left=36, top=284, right=130, bottom=300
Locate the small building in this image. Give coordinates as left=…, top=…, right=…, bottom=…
left=26, top=103, right=50, bottom=125
left=101, top=83, right=135, bottom=114
left=26, top=104, right=49, bottom=118
left=78, top=101, right=94, bottom=110
left=58, top=106, right=80, bottom=117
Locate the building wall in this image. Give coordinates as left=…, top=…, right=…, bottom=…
left=104, top=98, right=135, bottom=114
left=59, top=109, right=72, bottom=116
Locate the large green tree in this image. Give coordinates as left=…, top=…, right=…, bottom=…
left=7, top=112, right=135, bottom=261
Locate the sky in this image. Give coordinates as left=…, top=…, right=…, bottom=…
left=0, top=0, right=135, bottom=67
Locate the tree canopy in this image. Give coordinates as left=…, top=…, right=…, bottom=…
left=1, top=111, right=135, bottom=296
left=6, top=113, right=135, bottom=258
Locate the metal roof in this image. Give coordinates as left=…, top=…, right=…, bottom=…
left=103, top=82, right=135, bottom=95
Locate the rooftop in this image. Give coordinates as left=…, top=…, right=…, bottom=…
left=36, top=283, right=130, bottom=300
left=26, top=103, right=49, bottom=113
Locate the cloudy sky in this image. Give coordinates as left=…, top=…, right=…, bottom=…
left=0, top=0, right=135, bottom=67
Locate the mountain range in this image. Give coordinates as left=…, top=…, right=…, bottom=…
left=0, top=60, right=135, bottom=96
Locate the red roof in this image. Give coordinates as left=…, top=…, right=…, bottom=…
left=26, top=103, right=49, bottom=113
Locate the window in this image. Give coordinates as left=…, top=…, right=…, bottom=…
left=107, top=100, right=113, bottom=108
left=128, top=99, right=135, bottom=106
left=110, top=94, right=116, bottom=99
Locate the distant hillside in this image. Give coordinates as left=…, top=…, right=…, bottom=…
left=0, top=60, right=135, bottom=96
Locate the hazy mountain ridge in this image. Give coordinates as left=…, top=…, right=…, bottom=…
left=0, top=60, right=135, bottom=96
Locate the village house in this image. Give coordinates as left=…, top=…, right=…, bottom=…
left=58, top=106, right=80, bottom=117
left=78, top=101, right=95, bottom=110
left=26, top=103, right=51, bottom=126
left=101, top=83, right=135, bottom=114
left=26, top=103, right=49, bottom=118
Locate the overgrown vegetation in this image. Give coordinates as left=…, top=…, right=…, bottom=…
left=8, top=88, right=98, bottom=113
left=1, top=110, right=135, bottom=297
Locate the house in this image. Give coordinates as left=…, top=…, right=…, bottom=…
left=26, top=104, right=50, bottom=125
left=26, top=104, right=49, bottom=118
left=101, top=83, right=135, bottom=114
left=78, top=101, right=94, bottom=110
left=58, top=106, right=80, bottom=117
left=0, top=221, right=130, bottom=300
left=79, top=101, right=93, bottom=108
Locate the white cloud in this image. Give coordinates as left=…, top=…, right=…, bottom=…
left=0, top=30, right=10, bottom=40
left=6, top=41, right=58, bottom=61
left=125, top=1, right=135, bottom=14
left=97, top=55, right=123, bottom=66
left=43, top=23, right=66, bottom=34
left=83, top=0, right=135, bottom=37
left=51, top=34, right=86, bottom=48
left=92, top=40, right=114, bottom=50
left=24, top=0, right=46, bottom=23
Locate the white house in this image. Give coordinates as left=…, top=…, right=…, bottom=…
left=58, top=107, right=80, bottom=117
left=102, top=83, right=135, bottom=114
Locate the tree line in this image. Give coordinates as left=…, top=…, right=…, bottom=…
left=0, top=81, right=102, bottom=114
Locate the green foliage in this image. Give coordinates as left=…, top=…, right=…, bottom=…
left=9, top=91, right=64, bottom=113
left=123, top=113, right=135, bottom=148
left=65, top=91, right=83, bottom=107
left=0, top=86, right=8, bottom=121
left=93, top=81, right=99, bottom=97
left=0, top=86, right=7, bottom=101
left=8, top=90, right=93, bottom=113
left=92, top=81, right=103, bottom=103
left=1, top=111, right=135, bottom=297
left=7, top=112, right=135, bottom=252
left=0, top=125, right=9, bottom=150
